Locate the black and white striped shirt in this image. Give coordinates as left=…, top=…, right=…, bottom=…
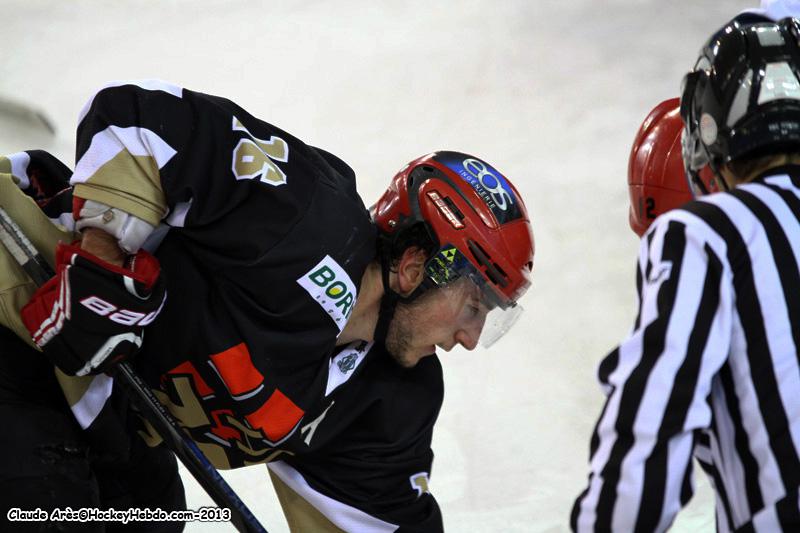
left=572, top=166, right=800, bottom=532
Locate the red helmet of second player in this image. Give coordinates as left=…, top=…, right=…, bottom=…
left=372, top=151, right=534, bottom=347
left=628, top=98, right=719, bottom=237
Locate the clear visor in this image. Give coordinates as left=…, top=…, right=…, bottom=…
left=423, top=245, right=525, bottom=349
left=480, top=299, right=524, bottom=348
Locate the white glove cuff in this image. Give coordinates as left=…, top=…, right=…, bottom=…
left=75, top=200, right=155, bottom=254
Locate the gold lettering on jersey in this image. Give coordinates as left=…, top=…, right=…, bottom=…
left=244, top=449, right=294, bottom=467
left=231, top=116, right=289, bottom=186
left=300, top=401, right=335, bottom=446
left=197, top=440, right=233, bottom=470
left=159, top=363, right=297, bottom=468
left=409, top=472, right=431, bottom=497
left=223, top=415, right=285, bottom=459
left=136, top=412, right=165, bottom=447
left=155, top=377, right=211, bottom=428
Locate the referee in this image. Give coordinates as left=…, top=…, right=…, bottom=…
left=572, top=17, right=800, bottom=532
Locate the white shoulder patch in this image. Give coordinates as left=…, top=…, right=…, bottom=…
left=297, top=255, right=358, bottom=332
left=78, top=79, right=184, bottom=124
left=72, top=125, right=178, bottom=186
left=325, top=341, right=372, bottom=396
left=6, top=151, right=31, bottom=189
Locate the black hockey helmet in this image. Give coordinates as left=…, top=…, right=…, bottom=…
left=680, top=17, right=800, bottom=192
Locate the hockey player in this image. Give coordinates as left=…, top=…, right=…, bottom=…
left=0, top=150, right=441, bottom=532
left=572, top=17, right=800, bottom=532
left=0, top=81, right=534, bottom=531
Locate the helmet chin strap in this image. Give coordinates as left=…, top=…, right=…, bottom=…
left=686, top=141, right=731, bottom=197
left=373, top=258, right=400, bottom=345
left=707, top=159, right=732, bottom=192
left=687, top=168, right=711, bottom=195
left=372, top=249, right=432, bottom=345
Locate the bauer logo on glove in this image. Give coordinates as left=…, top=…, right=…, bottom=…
left=21, top=242, right=166, bottom=376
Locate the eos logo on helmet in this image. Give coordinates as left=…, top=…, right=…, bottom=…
left=436, top=152, right=523, bottom=225
left=463, top=158, right=514, bottom=212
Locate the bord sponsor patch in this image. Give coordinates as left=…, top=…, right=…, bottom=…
left=297, top=255, right=357, bottom=332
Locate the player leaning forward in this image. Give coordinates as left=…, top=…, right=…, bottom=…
left=0, top=81, right=534, bottom=530
left=572, top=16, right=800, bottom=532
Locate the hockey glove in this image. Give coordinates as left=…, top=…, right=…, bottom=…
left=20, top=242, right=166, bottom=376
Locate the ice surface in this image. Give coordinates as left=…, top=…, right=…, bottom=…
left=1, top=1, right=753, bottom=530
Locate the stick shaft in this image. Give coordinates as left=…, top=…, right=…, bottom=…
left=0, top=96, right=56, bottom=135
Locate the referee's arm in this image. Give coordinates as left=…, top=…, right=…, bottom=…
left=571, top=213, right=732, bottom=532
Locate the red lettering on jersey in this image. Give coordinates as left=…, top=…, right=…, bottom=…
left=164, top=360, right=214, bottom=397
left=163, top=343, right=305, bottom=451
left=246, top=389, right=305, bottom=442
left=209, top=409, right=242, bottom=442
left=209, top=343, right=264, bottom=396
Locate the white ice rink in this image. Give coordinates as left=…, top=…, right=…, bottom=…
left=1, top=1, right=757, bottom=531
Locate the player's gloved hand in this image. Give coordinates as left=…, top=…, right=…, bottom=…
left=20, top=241, right=166, bottom=376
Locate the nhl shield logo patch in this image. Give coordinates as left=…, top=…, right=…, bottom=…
left=326, top=341, right=373, bottom=396
left=336, top=353, right=358, bottom=373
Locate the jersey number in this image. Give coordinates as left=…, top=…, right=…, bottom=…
left=231, top=117, right=289, bottom=186
left=409, top=472, right=431, bottom=497
left=645, top=197, right=656, bottom=219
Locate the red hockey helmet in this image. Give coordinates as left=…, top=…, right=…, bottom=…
left=628, top=98, right=718, bottom=237
left=372, top=151, right=534, bottom=347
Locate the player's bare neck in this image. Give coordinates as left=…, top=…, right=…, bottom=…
left=336, top=261, right=384, bottom=345
left=725, top=153, right=800, bottom=185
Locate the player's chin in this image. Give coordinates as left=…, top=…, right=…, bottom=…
left=391, top=347, right=436, bottom=369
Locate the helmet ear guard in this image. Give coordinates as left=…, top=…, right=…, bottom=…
left=680, top=67, right=733, bottom=192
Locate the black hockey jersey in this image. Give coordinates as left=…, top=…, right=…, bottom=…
left=0, top=143, right=444, bottom=529
left=272, top=342, right=444, bottom=531
left=72, top=80, right=377, bottom=468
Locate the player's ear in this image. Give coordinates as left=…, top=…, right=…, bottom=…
left=395, top=246, right=427, bottom=296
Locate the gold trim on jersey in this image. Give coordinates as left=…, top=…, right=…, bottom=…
left=0, top=173, right=74, bottom=348
left=54, top=368, right=94, bottom=406
left=269, top=468, right=347, bottom=533
left=73, top=149, right=167, bottom=227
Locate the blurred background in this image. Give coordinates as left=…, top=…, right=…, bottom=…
left=1, top=1, right=754, bottom=531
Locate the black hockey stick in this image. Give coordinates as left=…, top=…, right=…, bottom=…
left=0, top=96, right=56, bottom=135
left=0, top=207, right=267, bottom=533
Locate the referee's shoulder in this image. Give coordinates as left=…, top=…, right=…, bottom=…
left=642, top=192, right=736, bottom=266
left=678, top=190, right=733, bottom=227
left=644, top=193, right=725, bottom=240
